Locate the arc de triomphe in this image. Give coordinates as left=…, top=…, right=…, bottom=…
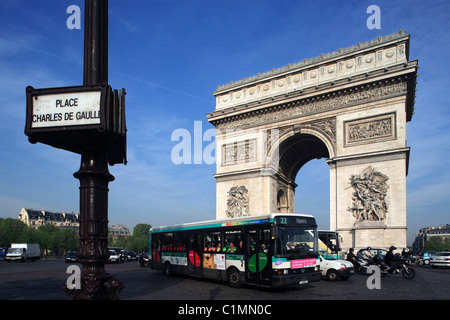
left=206, top=30, right=418, bottom=250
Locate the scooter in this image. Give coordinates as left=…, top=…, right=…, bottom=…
left=138, top=252, right=150, bottom=268
left=354, top=252, right=374, bottom=275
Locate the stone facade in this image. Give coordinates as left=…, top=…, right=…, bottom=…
left=207, top=30, right=418, bottom=251
left=18, top=207, right=80, bottom=230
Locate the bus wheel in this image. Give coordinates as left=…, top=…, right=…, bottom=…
left=163, top=262, right=172, bottom=276
left=227, top=268, right=242, bottom=288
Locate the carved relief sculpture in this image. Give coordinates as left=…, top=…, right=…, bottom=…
left=223, top=140, right=256, bottom=166
left=226, top=186, right=249, bottom=218
left=346, top=113, right=395, bottom=146
left=348, top=117, right=392, bottom=142
left=347, top=166, right=389, bottom=222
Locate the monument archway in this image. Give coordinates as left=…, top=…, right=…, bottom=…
left=207, top=30, right=418, bottom=250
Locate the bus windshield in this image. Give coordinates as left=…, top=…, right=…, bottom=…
left=275, top=226, right=318, bottom=259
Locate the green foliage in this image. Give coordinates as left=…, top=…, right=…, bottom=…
left=0, top=218, right=32, bottom=246
left=1, top=218, right=153, bottom=255
left=424, top=237, right=450, bottom=251
left=0, top=218, right=78, bottom=255
left=108, top=223, right=152, bottom=253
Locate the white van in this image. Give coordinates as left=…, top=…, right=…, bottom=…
left=318, top=250, right=354, bottom=281
left=6, top=243, right=40, bottom=262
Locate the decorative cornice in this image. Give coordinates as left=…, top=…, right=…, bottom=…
left=210, top=76, right=409, bottom=131
left=208, top=61, right=417, bottom=122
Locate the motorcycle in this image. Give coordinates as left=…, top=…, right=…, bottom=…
left=404, top=255, right=417, bottom=264
left=355, top=252, right=376, bottom=274
left=138, top=252, right=150, bottom=268
left=349, top=252, right=375, bottom=275
left=372, top=255, right=416, bottom=280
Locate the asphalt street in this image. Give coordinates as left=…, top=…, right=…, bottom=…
left=0, top=259, right=449, bottom=301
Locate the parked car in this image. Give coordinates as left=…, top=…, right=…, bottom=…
left=0, top=247, right=8, bottom=261
left=430, top=252, right=450, bottom=268
left=65, top=251, right=78, bottom=263
left=125, top=250, right=138, bottom=261
left=357, top=248, right=388, bottom=260
left=418, top=251, right=438, bottom=265
left=108, top=250, right=120, bottom=264
left=318, top=249, right=354, bottom=281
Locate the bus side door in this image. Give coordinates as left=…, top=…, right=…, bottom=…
left=151, top=234, right=162, bottom=270
left=188, top=232, right=203, bottom=276
left=245, top=227, right=271, bottom=286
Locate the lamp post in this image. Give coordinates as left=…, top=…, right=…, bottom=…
left=24, top=0, right=126, bottom=299
left=66, top=0, right=124, bottom=299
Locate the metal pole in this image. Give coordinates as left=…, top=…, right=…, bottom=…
left=67, top=0, right=123, bottom=299
left=83, top=0, right=108, bottom=85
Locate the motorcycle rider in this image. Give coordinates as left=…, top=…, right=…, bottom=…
left=362, top=246, right=375, bottom=263
left=401, top=248, right=411, bottom=258
left=384, top=246, right=399, bottom=273
left=346, top=248, right=360, bottom=269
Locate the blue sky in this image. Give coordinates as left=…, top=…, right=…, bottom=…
left=0, top=0, right=449, bottom=245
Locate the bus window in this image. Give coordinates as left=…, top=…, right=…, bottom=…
left=247, top=230, right=257, bottom=254
left=174, top=232, right=186, bottom=252
left=224, top=229, right=242, bottom=254
left=260, top=229, right=271, bottom=254
left=204, top=230, right=222, bottom=252
left=161, top=232, right=173, bottom=251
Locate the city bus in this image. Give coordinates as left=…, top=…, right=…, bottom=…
left=149, top=213, right=321, bottom=288
left=318, top=230, right=342, bottom=259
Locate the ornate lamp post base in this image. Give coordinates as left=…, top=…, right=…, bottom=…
left=65, top=147, right=124, bottom=300
left=64, top=273, right=124, bottom=300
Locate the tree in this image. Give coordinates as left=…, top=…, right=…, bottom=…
left=108, top=223, right=152, bottom=253
left=132, top=223, right=152, bottom=252
left=425, top=237, right=450, bottom=251
left=59, top=228, right=79, bottom=251
left=36, top=224, right=59, bottom=256
left=0, top=218, right=30, bottom=246
left=0, top=218, right=78, bottom=256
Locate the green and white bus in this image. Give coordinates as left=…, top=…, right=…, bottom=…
left=149, top=213, right=321, bottom=288
left=318, top=230, right=343, bottom=259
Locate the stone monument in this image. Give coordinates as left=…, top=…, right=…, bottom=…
left=207, top=30, right=418, bottom=250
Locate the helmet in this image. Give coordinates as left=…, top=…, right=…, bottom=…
left=349, top=248, right=354, bottom=252
left=389, top=246, right=396, bottom=251
left=366, top=246, right=372, bottom=250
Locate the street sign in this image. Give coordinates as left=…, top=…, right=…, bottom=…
left=25, top=82, right=127, bottom=165
left=31, top=91, right=101, bottom=128
left=25, top=83, right=107, bottom=133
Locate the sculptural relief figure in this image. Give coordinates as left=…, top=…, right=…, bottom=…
left=347, top=166, right=389, bottom=222
left=226, top=186, right=249, bottom=218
